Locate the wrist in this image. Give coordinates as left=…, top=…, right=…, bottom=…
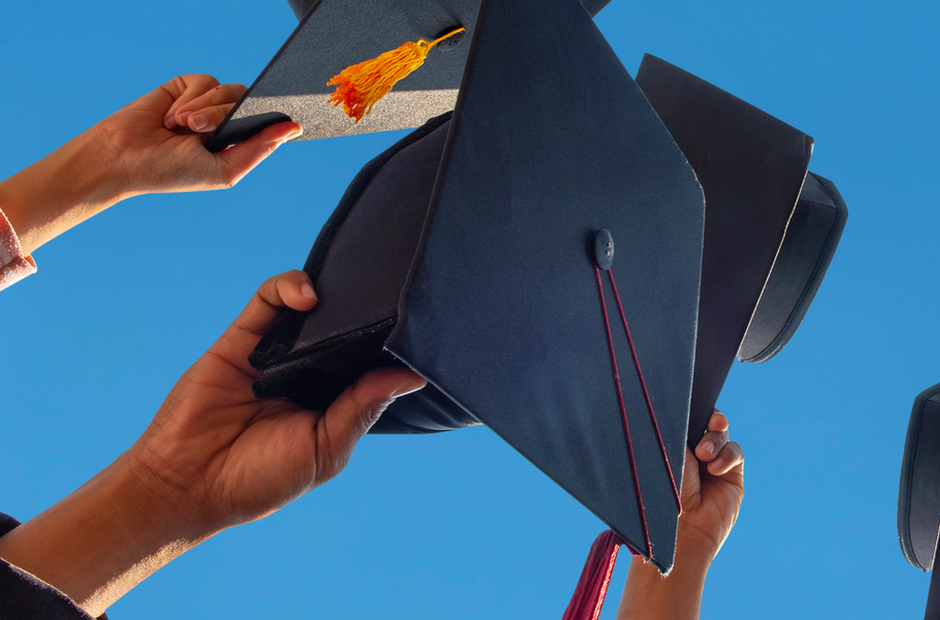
left=122, top=442, right=227, bottom=542
left=0, top=450, right=211, bottom=616
left=0, top=126, right=128, bottom=255
left=55, top=124, right=135, bottom=208
left=627, top=538, right=712, bottom=589
left=615, top=530, right=713, bottom=620
left=675, top=520, right=722, bottom=567
left=109, top=450, right=217, bottom=547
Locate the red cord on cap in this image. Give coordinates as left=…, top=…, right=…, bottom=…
left=595, top=266, right=651, bottom=558
left=564, top=251, right=683, bottom=620
left=607, top=268, right=682, bottom=512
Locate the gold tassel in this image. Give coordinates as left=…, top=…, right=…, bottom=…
left=327, top=27, right=466, bottom=123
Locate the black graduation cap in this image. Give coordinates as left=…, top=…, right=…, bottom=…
left=634, top=55, right=848, bottom=445
left=898, top=383, right=940, bottom=619
left=248, top=0, right=705, bottom=572
left=205, top=0, right=613, bottom=151
left=737, top=171, right=848, bottom=365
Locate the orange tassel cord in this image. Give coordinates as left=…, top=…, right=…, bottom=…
left=327, top=27, right=466, bottom=122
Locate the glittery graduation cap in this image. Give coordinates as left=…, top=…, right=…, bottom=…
left=205, top=0, right=613, bottom=151
left=249, top=0, right=705, bottom=573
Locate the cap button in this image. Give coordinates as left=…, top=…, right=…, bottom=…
left=595, top=229, right=614, bottom=270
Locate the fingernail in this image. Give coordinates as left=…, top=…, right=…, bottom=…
left=392, top=376, right=427, bottom=398
left=286, top=126, right=304, bottom=140
left=163, top=114, right=176, bottom=129
left=300, top=282, right=316, bottom=300
left=701, top=441, right=716, bottom=456
left=177, top=110, right=191, bottom=126
left=190, top=114, right=209, bottom=131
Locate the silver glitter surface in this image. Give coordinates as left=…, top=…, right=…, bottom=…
left=233, top=90, right=459, bottom=141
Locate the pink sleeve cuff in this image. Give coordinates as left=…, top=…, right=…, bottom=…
left=0, top=208, right=37, bottom=291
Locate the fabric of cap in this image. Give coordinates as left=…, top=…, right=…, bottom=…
left=252, top=0, right=705, bottom=572
left=287, top=0, right=610, bottom=19
left=738, top=172, right=849, bottom=363
left=250, top=111, right=478, bottom=433
left=635, top=54, right=814, bottom=446
left=899, top=383, right=940, bottom=572
left=286, top=0, right=611, bottom=21
left=207, top=0, right=613, bottom=151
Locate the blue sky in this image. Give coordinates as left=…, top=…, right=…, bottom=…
left=1, top=0, right=938, bottom=618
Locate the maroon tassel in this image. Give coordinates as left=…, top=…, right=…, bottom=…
left=562, top=530, right=637, bottom=620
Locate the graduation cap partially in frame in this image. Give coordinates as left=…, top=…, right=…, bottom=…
left=898, top=383, right=940, bottom=619
left=249, top=0, right=705, bottom=573
left=635, top=55, right=848, bottom=445
left=205, top=0, right=614, bottom=151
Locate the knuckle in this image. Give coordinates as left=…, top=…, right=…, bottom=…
left=283, top=269, right=307, bottom=286
left=346, top=377, right=372, bottom=410
left=347, top=380, right=391, bottom=423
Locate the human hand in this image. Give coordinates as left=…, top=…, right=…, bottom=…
left=0, top=271, right=424, bottom=616
left=93, top=73, right=303, bottom=197
left=128, top=270, right=426, bottom=533
left=0, top=74, right=303, bottom=255
left=615, top=409, right=743, bottom=620
left=678, top=409, right=745, bottom=562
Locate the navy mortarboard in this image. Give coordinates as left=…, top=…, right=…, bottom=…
left=247, top=0, right=703, bottom=576
left=208, top=0, right=848, bottom=614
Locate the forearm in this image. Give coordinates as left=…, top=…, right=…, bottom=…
left=614, top=528, right=713, bottom=620
left=0, top=126, right=126, bottom=256
left=0, top=451, right=213, bottom=617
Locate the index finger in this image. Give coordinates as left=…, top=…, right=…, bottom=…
left=707, top=440, right=745, bottom=478
left=161, top=74, right=223, bottom=129
left=175, top=83, right=248, bottom=132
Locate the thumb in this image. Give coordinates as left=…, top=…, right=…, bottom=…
left=316, top=368, right=427, bottom=476
left=214, top=121, right=303, bottom=184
